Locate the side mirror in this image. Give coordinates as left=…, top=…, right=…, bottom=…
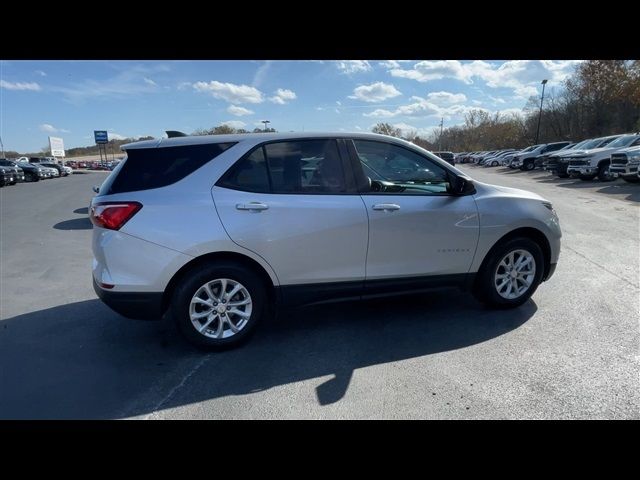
left=449, top=175, right=475, bottom=195
left=92, top=185, right=100, bottom=194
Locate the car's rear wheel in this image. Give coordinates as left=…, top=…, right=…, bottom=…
left=473, top=237, right=544, bottom=308
left=524, top=161, right=535, bottom=171
left=171, top=262, right=266, bottom=349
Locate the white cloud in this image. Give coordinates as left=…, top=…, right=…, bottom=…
left=390, top=60, right=484, bottom=83
left=495, top=108, right=524, bottom=118
left=336, top=100, right=342, bottom=106
left=39, top=123, right=70, bottom=133
left=336, top=60, right=372, bottom=74
left=227, top=105, right=254, bottom=116
left=390, top=60, right=581, bottom=97
left=177, top=82, right=191, bottom=90
left=107, top=132, right=127, bottom=140
left=425, top=91, right=467, bottom=105
left=143, top=77, right=158, bottom=86
left=378, top=60, right=400, bottom=69
left=252, top=61, right=272, bottom=87
left=221, top=120, right=247, bottom=129
left=1, top=80, right=41, bottom=91
left=269, top=88, right=297, bottom=104
left=364, top=108, right=398, bottom=118
left=349, top=82, right=402, bottom=103
left=35, top=70, right=47, bottom=77
left=192, top=81, right=264, bottom=104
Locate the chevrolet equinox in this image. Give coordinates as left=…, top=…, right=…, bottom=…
left=91, top=132, right=561, bottom=349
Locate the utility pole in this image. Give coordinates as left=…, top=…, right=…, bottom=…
left=438, top=117, right=444, bottom=151
left=535, top=79, right=548, bottom=145
left=262, top=120, right=271, bottom=132
left=0, top=135, right=4, bottom=158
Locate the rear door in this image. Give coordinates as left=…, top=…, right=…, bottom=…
left=212, top=138, right=369, bottom=287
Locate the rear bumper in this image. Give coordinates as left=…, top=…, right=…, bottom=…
left=93, top=277, right=163, bottom=320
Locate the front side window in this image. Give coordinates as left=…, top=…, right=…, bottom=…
left=353, top=140, right=450, bottom=195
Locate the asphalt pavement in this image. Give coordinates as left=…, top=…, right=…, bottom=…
left=1, top=167, right=638, bottom=419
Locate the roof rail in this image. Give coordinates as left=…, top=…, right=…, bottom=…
left=166, top=130, right=188, bottom=138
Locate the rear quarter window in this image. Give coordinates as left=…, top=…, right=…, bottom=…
left=99, top=142, right=235, bottom=195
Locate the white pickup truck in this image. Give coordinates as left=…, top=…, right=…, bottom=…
left=609, top=145, right=640, bottom=183
left=566, top=134, right=640, bottom=181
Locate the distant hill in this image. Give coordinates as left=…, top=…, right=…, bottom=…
left=64, top=136, right=155, bottom=158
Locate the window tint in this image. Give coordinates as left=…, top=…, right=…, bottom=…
left=100, top=142, right=235, bottom=195
left=265, top=140, right=346, bottom=193
left=218, top=147, right=270, bottom=193
left=354, top=140, right=450, bottom=195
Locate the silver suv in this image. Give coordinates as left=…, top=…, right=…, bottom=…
left=91, top=132, right=561, bottom=349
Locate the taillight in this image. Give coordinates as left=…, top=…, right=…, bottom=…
left=90, top=202, right=142, bottom=230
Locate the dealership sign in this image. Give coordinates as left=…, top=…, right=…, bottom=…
left=94, top=130, right=108, bottom=144
left=49, top=136, right=65, bottom=157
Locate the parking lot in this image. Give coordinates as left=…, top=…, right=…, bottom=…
left=0, top=167, right=638, bottom=419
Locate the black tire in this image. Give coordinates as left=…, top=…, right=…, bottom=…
left=473, top=237, right=544, bottom=309
left=597, top=162, right=613, bottom=182
left=621, top=176, right=640, bottom=183
left=27, top=172, right=39, bottom=182
left=523, top=161, right=535, bottom=171
left=171, top=261, right=267, bottom=350
left=579, top=174, right=596, bottom=181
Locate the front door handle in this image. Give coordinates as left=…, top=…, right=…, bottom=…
left=236, top=202, right=269, bottom=211
left=372, top=203, right=401, bottom=211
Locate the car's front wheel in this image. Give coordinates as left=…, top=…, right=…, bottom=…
left=171, top=262, right=266, bottom=349
left=473, top=237, right=544, bottom=308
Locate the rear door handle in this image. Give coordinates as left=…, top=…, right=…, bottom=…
left=372, top=203, right=401, bottom=211
left=236, top=202, right=269, bottom=211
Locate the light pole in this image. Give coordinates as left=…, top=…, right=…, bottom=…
left=262, top=120, right=271, bottom=132
left=535, top=79, right=548, bottom=145
left=0, top=135, right=4, bottom=158
left=438, top=117, right=444, bottom=151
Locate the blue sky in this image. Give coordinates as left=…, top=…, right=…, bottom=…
left=0, top=60, right=581, bottom=153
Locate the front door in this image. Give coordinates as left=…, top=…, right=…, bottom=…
left=349, top=139, right=479, bottom=282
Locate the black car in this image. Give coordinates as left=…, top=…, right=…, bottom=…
left=520, top=141, right=572, bottom=170
left=0, top=159, right=26, bottom=184
left=16, top=161, right=47, bottom=182
left=432, top=151, right=456, bottom=166
left=39, top=162, right=67, bottom=177
left=0, top=166, right=14, bottom=186
left=534, top=143, right=575, bottom=169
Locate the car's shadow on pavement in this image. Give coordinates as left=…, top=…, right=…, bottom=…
left=53, top=217, right=92, bottom=230
left=0, top=291, right=537, bottom=419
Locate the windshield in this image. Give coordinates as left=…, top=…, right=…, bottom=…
left=605, top=135, right=639, bottom=148
left=595, top=136, right=619, bottom=148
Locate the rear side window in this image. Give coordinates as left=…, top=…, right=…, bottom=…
left=218, top=139, right=347, bottom=194
left=100, top=143, right=235, bottom=195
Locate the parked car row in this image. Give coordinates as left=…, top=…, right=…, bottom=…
left=453, top=132, right=640, bottom=183
left=0, top=157, right=74, bottom=187
left=65, top=160, right=121, bottom=170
